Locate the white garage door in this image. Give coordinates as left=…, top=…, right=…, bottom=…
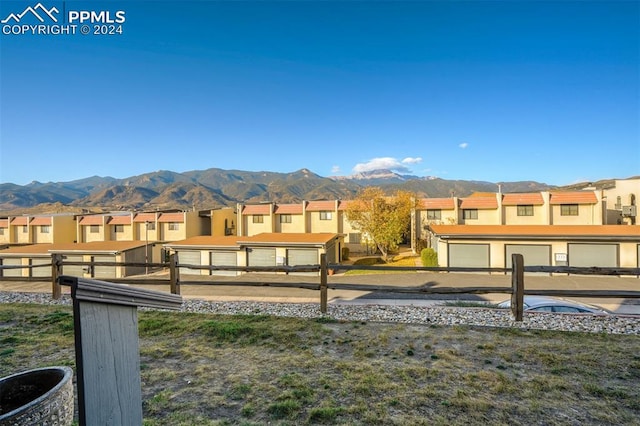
left=210, top=251, right=237, bottom=276
left=568, top=244, right=618, bottom=268
left=505, top=245, right=551, bottom=269
left=93, top=255, right=116, bottom=279
left=61, top=255, right=85, bottom=277
left=247, top=248, right=276, bottom=268
left=178, top=251, right=201, bottom=276
left=1, top=258, right=22, bottom=277
left=448, top=244, right=489, bottom=268
left=31, top=258, right=51, bottom=278
left=288, top=248, right=318, bottom=276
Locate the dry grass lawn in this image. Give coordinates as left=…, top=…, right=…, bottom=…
left=1, top=303, right=639, bottom=425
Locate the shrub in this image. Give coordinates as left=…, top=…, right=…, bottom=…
left=420, top=248, right=439, bottom=267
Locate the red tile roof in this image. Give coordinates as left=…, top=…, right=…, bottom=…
left=165, top=233, right=341, bottom=247
left=165, top=236, right=241, bottom=248
left=274, top=204, right=303, bottom=214
left=242, top=204, right=271, bottom=215
left=10, top=217, right=29, bottom=225
left=459, top=197, right=498, bottom=209
left=133, top=213, right=157, bottom=222
left=418, top=198, right=456, bottom=209
left=469, top=192, right=497, bottom=197
left=337, top=200, right=354, bottom=211
left=158, top=213, right=185, bottom=223
left=306, top=201, right=336, bottom=211
left=239, top=233, right=340, bottom=245
left=30, top=217, right=52, bottom=226
left=502, top=193, right=544, bottom=206
left=107, top=216, right=131, bottom=225
left=0, top=219, right=7, bottom=228
left=79, top=216, right=104, bottom=225
left=429, top=225, right=640, bottom=238
left=0, top=241, right=147, bottom=255
left=549, top=191, right=598, bottom=205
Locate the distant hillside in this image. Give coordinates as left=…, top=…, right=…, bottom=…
left=3, top=166, right=613, bottom=214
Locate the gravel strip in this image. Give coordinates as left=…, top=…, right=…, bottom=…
left=2, top=291, right=639, bottom=335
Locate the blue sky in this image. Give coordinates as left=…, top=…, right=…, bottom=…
left=1, top=1, right=638, bottom=186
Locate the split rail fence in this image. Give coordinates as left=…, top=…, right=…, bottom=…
left=1, top=254, right=639, bottom=321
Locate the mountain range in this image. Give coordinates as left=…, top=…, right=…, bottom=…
left=0, top=167, right=599, bottom=214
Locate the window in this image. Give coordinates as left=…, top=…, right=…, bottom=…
left=114, top=225, right=124, bottom=233
left=0, top=228, right=4, bottom=235
left=168, top=222, right=180, bottom=231
left=319, top=211, right=332, bottom=220
left=560, top=204, right=578, bottom=216
left=90, top=225, right=99, bottom=233
left=348, top=232, right=361, bottom=244
left=279, top=214, right=292, bottom=224
left=146, top=222, right=156, bottom=230
left=252, top=215, right=264, bottom=224
left=41, top=225, right=50, bottom=233
left=22, top=225, right=28, bottom=233
left=517, top=205, right=534, bottom=216
left=426, top=209, right=441, bottom=220
left=463, top=209, right=478, bottom=220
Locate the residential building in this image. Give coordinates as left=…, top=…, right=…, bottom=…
left=0, top=241, right=150, bottom=279
left=428, top=224, right=640, bottom=270
left=210, top=207, right=237, bottom=236
left=0, top=214, right=76, bottom=245
left=164, top=233, right=344, bottom=277
left=76, top=210, right=209, bottom=243
left=602, top=178, right=639, bottom=225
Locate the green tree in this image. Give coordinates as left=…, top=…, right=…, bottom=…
left=345, top=187, right=416, bottom=261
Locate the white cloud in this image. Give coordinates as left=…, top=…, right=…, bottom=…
left=353, top=157, right=411, bottom=173
left=401, top=157, right=422, bottom=164
left=331, top=165, right=341, bottom=174
left=459, top=142, right=469, bottom=149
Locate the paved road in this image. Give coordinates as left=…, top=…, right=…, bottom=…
left=2, top=271, right=639, bottom=314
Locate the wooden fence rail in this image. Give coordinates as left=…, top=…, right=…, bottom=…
left=1, top=253, right=639, bottom=321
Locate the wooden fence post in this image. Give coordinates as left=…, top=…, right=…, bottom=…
left=51, top=254, right=63, bottom=299
left=320, top=253, right=328, bottom=314
left=511, top=253, right=524, bottom=321
left=59, top=276, right=182, bottom=426
left=169, top=253, right=180, bottom=295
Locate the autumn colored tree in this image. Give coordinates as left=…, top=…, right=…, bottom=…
left=345, top=187, right=416, bottom=261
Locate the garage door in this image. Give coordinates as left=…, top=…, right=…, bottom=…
left=247, top=248, right=276, bottom=268
left=568, top=244, right=618, bottom=268
left=93, top=255, right=116, bottom=279
left=1, top=258, right=22, bottom=277
left=505, top=245, right=551, bottom=269
left=288, top=248, right=318, bottom=276
left=178, top=251, right=201, bottom=276
left=31, top=258, right=51, bottom=278
left=61, top=255, right=85, bottom=277
left=448, top=244, right=489, bottom=268
left=210, top=251, right=237, bottom=276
